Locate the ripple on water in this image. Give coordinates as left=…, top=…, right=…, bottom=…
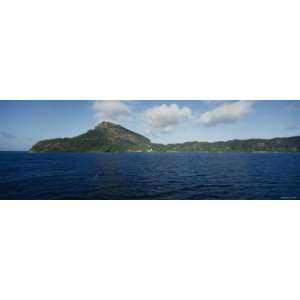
left=0, top=152, right=299, bottom=199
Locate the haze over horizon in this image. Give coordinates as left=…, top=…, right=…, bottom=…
left=0, top=100, right=300, bottom=151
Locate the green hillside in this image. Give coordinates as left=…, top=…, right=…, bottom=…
left=31, top=122, right=152, bottom=152
left=31, top=122, right=300, bottom=152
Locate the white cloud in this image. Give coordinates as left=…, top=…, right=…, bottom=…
left=144, top=104, right=192, bottom=133
left=92, top=101, right=130, bottom=123
left=198, top=101, right=254, bottom=127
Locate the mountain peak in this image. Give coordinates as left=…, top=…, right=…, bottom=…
left=95, top=121, right=121, bottom=129
left=31, top=121, right=152, bottom=152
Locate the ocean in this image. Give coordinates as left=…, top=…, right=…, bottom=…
left=0, top=151, right=299, bottom=199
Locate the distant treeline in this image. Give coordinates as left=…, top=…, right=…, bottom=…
left=152, top=136, right=300, bottom=152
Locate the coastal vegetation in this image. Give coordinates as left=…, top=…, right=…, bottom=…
left=31, top=122, right=300, bottom=153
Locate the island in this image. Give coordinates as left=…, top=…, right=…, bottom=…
left=31, top=121, right=300, bottom=153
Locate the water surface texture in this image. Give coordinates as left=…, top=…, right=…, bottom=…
left=0, top=152, right=299, bottom=199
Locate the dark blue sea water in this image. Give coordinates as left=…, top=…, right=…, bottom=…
left=0, top=151, right=299, bottom=199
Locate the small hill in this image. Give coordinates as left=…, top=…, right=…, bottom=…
left=31, top=122, right=152, bottom=152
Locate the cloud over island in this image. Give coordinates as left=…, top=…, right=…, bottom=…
left=92, top=101, right=131, bottom=123
left=144, top=104, right=192, bottom=134
left=198, top=101, right=255, bottom=127
left=91, top=100, right=256, bottom=135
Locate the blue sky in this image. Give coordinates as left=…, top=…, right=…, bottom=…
left=0, top=100, right=299, bottom=150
